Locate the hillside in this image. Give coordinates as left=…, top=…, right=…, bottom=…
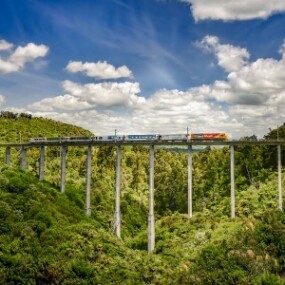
left=0, top=112, right=93, bottom=143
left=1, top=169, right=285, bottom=284
left=0, top=114, right=285, bottom=284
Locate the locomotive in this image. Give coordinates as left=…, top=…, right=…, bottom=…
left=29, top=132, right=228, bottom=143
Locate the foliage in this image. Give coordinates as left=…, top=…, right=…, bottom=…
left=0, top=115, right=285, bottom=283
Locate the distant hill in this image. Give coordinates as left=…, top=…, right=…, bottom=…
left=0, top=111, right=93, bottom=143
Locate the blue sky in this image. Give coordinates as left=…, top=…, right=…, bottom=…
left=1, top=0, right=285, bottom=138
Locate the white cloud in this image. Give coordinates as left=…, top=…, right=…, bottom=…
left=28, top=94, right=93, bottom=112
left=279, top=40, right=285, bottom=57
left=0, top=94, right=6, bottom=106
left=0, top=39, right=13, bottom=51
left=66, top=60, right=133, bottom=79
left=22, top=37, right=285, bottom=139
left=226, top=58, right=285, bottom=103
left=25, top=78, right=283, bottom=139
left=26, top=81, right=234, bottom=136
left=181, top=0, right=285, bottom=21
left=227, top=104, right=282, bottom=137
left=0, top=41, right=49, bottom=74
left=62, top=80, right=144, bottom=107
left=196, top=36, right=285, bottom=106
left=0, top=59, right=20, bottom=73
left=129, top=88, right=230, bottom=134
left=27, top=91, right=231, bottom=136
left=198, top=35, right=250, bottom=72
left=28, top=80, right=144, bottom=111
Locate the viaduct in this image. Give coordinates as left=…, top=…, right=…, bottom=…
left=1, top=139, right=284, bottom=253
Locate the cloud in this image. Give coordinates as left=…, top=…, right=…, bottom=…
left=196, top=36, right=285, bottom=106
left=28, top=80, right=145, bottom=111
left=27, top=89, right=231, bottom=136
left=22, top=36, right=285, bottom=139
left=0, top=41, right=49, bottom=74
left=224, top=57, right=285, bottom=104
left=181, top=0, right=285, bottom=21
left=0, top=94, right=6, bottom=106
left=198, top=35, right=250, bottom=72
left=0, top=40, right=13, bottom=51
left=66, top=60, right=133, bottom=79
left=279, top=40, right=285, bottom=57
left=24, top=79, right=283, bottom=139
left=26, top=80, right=233, bottom=136
left=27, top=94, right=93, bottom=112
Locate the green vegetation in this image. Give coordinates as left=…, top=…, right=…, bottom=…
left=0, top=113, right=285, bottom=284
left=0, top=113, right=92, bottom=143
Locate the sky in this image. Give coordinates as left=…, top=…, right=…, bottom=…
left=1, top=0, right=285, bottom=139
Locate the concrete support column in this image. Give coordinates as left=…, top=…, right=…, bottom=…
left=86, top=145, right=92, bottom=216
left=230, top=145, right=235, bottom=218
left=114, top=145, right=121, bottom=237
left=60, top=145, right=67, bottom=193
left=5, top=147, right=11, bottom=167
left=278, top=145, right=282, bottom=210
left=39, top=146, right=45, bottom=181
left=148, top=145, right=155, bottom=253
left=21, top=146, right=27, bottom=170
left=188, top=144, right=193, bottom=219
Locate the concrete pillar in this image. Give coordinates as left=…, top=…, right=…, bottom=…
left=39, top=146, right=45, bottom=181
left=278, top=145, right=282, bottom=210
left=5, top=147, right=11, bottom=167
left=188, top=144, right=193, bottom=219
left=148, top=145, right=155, bottom=253
left=60, top=145, right=67, bottom=193
left=86, top=145, right=92, bottom=216
left=20, top=146, right=27, bottom=170
left=114, top=145, right=121, bottom=237
left=230, top=145, right=235, bottom=218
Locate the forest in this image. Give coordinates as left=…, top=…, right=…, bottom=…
left=0, top=113, right=285, bottom=284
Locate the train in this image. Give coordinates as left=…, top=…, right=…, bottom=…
left=29, top=133, right=228, bottom=143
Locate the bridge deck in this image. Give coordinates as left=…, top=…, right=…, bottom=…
left=1, top=139, right=285, bottom=147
